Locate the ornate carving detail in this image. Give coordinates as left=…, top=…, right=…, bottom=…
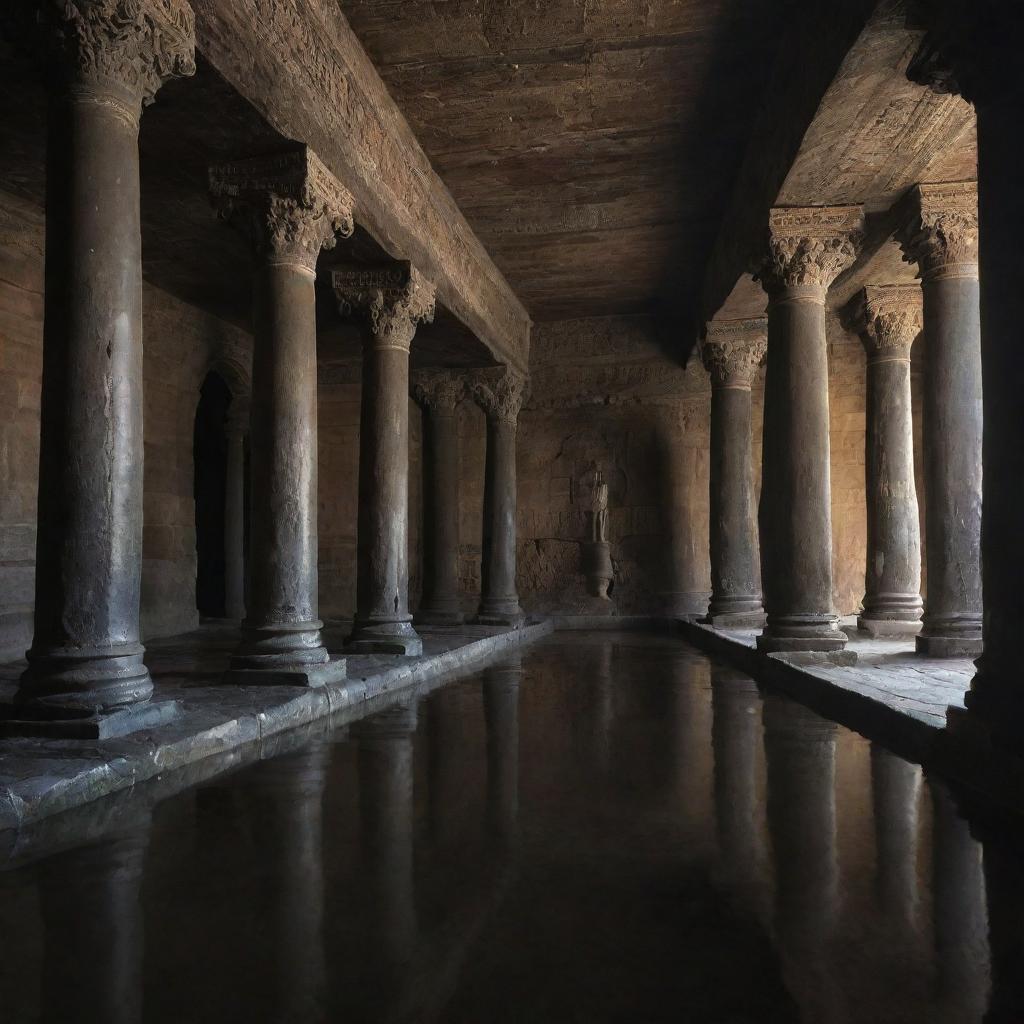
left=754, top=206, right=864, bottom=295
left=333, top=262, right=436, bottom=351
left=895, top=181, right=978, bottom=279
left=411, top=369, right=464, bottom=412
left=19, top=0, right=195, bottom=114
left=467, top=366, right=530, bottom=425
left=209, top=146, right=355, bottom=273
left=700, top=318, right=767, bottom=388
left=855, top=285, right=923, bottom=359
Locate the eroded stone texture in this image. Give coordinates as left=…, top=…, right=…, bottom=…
left=334, top=263, right=435, bottom=656
left=211, top=145, right=353, bottom=684
left=700, top=318, right=766, bottom=627
left=754, top=205, right=863, bottom=653
left=16, top=0, right=195, bottom=714
left=895, top=181, right=982, bottom=658
left=852, top=284, right=924, bottom=637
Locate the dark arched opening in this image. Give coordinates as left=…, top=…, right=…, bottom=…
left=194, top=371, right=232, bottom=618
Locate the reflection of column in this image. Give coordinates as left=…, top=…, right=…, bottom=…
left=981, top=827, right=1024, bottom=1024
left=764, top=696, right=838, bottom=945
left=211, top=147, right=353, bottom=685
left=484, top=654, right=521, bottom=847
left=930, top=781, right=989, bottom=1022
left=670, top=656, right=714, bottom=846
left=252, top=742, right=329, bottom=1024
left=334, top=265, right=436, bottom=656
left=427, top=688, right=464, bottom=845
left=754, top=206, right=862, bottom=653
left=896, top=182, right=983, bottom=657
left=356, top=702, right=419, bottom=966
left=711, top=666, right=767, bottom=902
left=468, top=367, right=529, bottom=627
left=585, top=641, right=615, bottom=775
left=870, top=744, right=921, bottom=932
left=700, top=319, right=767, bottom=628
left=412, top=371, right=466, bottom=626
left=224, top=405, right=248, bottom=622
left=17, top=1, right=194, bottom=715
left=37, top=814, right=152, bottom=1024
left=853, top=288, right=924, bottom=637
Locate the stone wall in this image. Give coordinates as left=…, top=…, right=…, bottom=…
left=0, top=188, right=252, bottom=660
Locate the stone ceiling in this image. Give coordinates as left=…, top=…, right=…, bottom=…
left=339, top=0, right=796, bottom=323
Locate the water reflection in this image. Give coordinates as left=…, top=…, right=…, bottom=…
left=0, top=635, right=1020, bottom=1023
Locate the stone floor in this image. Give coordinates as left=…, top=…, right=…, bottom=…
left=0, top=619, right=553, bottom=833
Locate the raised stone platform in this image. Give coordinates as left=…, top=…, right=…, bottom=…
left=0, top=619, right=552, bottom=833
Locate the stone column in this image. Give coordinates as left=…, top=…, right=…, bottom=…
left=468, top=367, right=529, bottom=627
left=356, top=702, right=419, bottom=967
left=754, top=206, right=863, bottom=653
left=210, top=147, right=353, bottom=686
left=223, top=403, right=248, bottom=622
left=895, top=182, right=983, bottom=657
left=700, top=318, right=767, bottom=628
left=411, top=370, right=465, bottom=625
left=853, top=286, right=925, bottom=637
left=12, top=1, right=195, bottom=722
left=333, top=264, right=436, bottom=656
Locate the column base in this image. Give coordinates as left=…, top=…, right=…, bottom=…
left=474, top=598, right=526, bottom=628
left=224, top=659, right=346, bottom=688
left=706, top=609, right=766, bottom=629
left=0, top=698, right=181, bottom=740
left=857, top=616, right=923, bottom=638
left=230, top=619, right=330, bottom=675
left=17, top=641, right=154, bottom=711
left=757, top=614, right=847, bottom=653
left=347, top=619, right=423, bottom=657
left=916, top=632, right=983, bottom=658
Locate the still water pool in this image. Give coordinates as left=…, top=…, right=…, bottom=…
left=0, top=633, right=1015, bottom=1023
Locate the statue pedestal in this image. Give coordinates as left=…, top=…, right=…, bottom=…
left=583, top=541, right=614, bottom=601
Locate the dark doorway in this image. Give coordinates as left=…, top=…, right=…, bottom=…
left=194, top=371, right=232, bottom=618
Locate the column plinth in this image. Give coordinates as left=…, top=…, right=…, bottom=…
left=754, top=206, right=863, bottom=653
left=469, top=367, right=529, bottom=627
left=334, top=264, right=436, bottom=656
left=896, top=182, right=983, bottom=658
left=852, top=286, right=924, bottom=637
left=211, top=147, right=353, bottom=686
left=412, top=371, right=465, bottom=626
left=701, top=319, right=767, bottom=628
left=9, top=1, right=195, bottom=727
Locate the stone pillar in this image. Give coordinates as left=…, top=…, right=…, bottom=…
left=210, top=147, right=352, bottom=686
left=355, top=702, right=419, bottom=967
left=223, top=404, right=248, bottom=623
left=411, top=370, right=465, bottom=625
left=700, top=318, right=767, bottom=628
left=333, top=264, right=436, bottom=656
left=895, top=182, right=983, bottom=657
left=12, top=1, right=195, bottom=722
left=754, top=206, right=863, bottom=653
left=484, top=653, right=521, bottom=847
left=468, top=367, right=529, bottom=627
left=853, top=286, right=924, bottom=637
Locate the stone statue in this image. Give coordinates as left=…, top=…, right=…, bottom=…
left=589, top=469, right=609, bottom=544
left=581, top=463, right=614, bottom=603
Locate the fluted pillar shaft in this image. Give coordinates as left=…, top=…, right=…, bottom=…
left=412, top=371, right=465, bottom=625
left=701, top=319, right=767, bottom=627
left=470, top=367, right=529, bottom=627
left=16, top=1, right=195, bottom=713
left=854, top=286, right=924, bottom=636
left=211, top=147, right=353, bottom=685
left=755, top=206, right=863, bottom=653
left=334, top=264, right=436, bottom=656
left=896, top=182, right=983, bottom=657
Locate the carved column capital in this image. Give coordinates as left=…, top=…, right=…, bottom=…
left=468, top=366, right=530, bottom=425
left=333, top=262, right=436, bottom=352
left=855, top=285, right=923, bottom=361
left=14, top=0, right=196, bottom=121
left=411, top=369, right=464, bottom=412
left=754, top=206, right=864, bottom=299
left=895, top=181, right=978, bottom=281
left=209, top=146, right=355, bottom=274
left=700, top=318, right=768, bottom=389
